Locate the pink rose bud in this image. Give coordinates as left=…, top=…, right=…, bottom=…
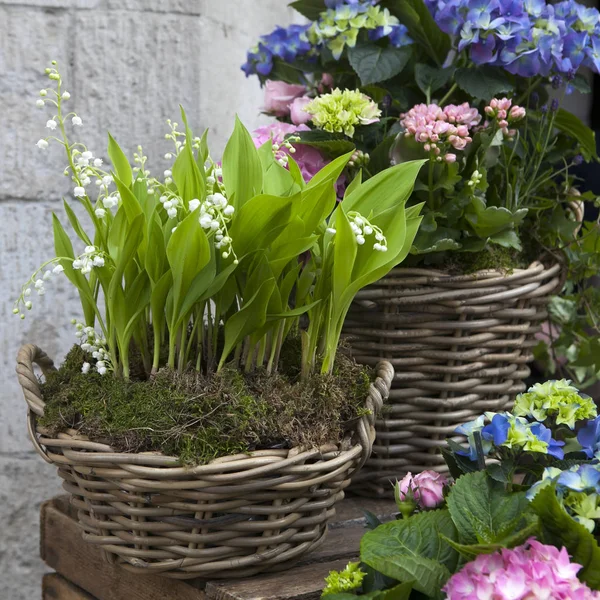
left=321, top=72, right=334, bottom=89
left=395, top=471, right=448, bottom=511
left=263, top=80, right=307, bottom=117
left=290, top=96, right=312, bottom=125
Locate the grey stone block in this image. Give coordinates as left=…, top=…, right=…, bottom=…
left=0, top=6, right=74, bottom=202
left=0, top=201, right=85, bottom=454
left=0, top=454, right=63, bottom=600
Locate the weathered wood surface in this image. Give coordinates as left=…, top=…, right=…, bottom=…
left=41, top=494, right=396, bottom=600
left=42, top=574, right=95, bottom=600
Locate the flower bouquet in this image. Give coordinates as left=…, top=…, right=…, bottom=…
left=319, top=379, right=600, bottom=599
left=243, top=0, right=600, bottom=487
left=14, top=62, right=426, bottom=578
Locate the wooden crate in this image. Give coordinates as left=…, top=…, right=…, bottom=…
left=40, top=495, right=396, bottom=600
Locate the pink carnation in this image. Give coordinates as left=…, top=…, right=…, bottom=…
left=443, top=539, right=600, bottom=600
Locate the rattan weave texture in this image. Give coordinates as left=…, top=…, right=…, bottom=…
left=17, top=344, right=393, bottom=578
left=343, top=260, right=562, bottom=496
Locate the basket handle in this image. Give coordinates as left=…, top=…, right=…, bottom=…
left=356, top=361, right=394, bottom=469
left=17, top=345, right=56, bottom=463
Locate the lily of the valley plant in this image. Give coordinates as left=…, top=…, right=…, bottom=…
left=15, top=63, right=424, bottom=381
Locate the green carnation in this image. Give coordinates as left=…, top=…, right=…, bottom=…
left=305, top=89, right=381, bottom=138
left=323, top=561, right=365, bottom=596
left=513, top=379, right=596, bottom=429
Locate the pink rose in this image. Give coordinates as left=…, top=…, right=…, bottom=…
left=396, top=470, right=448, bottom=509
left=290, top=96, right=312, bottom=125
left=319, top=73, right=334, bottom=92
left=263, top=80, right=307, bottom=117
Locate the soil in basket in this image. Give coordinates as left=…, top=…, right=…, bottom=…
left=39, top=340, right=372, bottom=465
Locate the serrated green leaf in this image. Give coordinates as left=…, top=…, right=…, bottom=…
left=289, top=0, right=326, bottom=20
left=295, top=130, right=356, bottom=158
left=455, top=66, right=514, bottom=100
left=348, top=45, right=412, bottom=86
left=415, top=63, right=454, bottom=97
left=446, top=471, right=531, bottom=545
left=360, top=510, right=459, bottom=599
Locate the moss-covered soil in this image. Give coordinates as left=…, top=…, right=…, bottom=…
left=39, top=342, right=372, bottom=465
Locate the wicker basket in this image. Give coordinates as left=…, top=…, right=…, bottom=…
left=343, top=260, right=562, bottom=497
left=17, top=344, right=393, bottom=579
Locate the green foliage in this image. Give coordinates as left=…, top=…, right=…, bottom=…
left=554, top=109, right=598, bottom=162
left=347, top=46, right=412, bottom=86
left=531, top=484, right=600, bottom=589
left=361, top=511, right=458, bottom=599
left=454, top=66, right=514, bottom=99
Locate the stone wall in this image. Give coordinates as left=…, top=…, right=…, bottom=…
left=0, top=2, right=295, bottom=597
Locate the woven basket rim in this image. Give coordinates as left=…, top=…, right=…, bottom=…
left=17, top=344, right=394, bottom=470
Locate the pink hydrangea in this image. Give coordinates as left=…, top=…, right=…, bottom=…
left=443, top=539, right=600, bottom=600
left=251, top=122, right=345, bottom=195
left=399, top=103, right=482, bottom=164
left=484, top=97, right=526, bottom=139
left=396, top=470, right=448, bottom=509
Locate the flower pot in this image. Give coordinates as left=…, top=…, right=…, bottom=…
left=343, top=260, right=563, bottom=497
left=17, top=344, right=393, bottom=579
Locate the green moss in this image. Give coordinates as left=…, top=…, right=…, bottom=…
left=39, top=344, right=373, bottom=465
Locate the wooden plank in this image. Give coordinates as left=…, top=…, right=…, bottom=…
left=40, top=499, right=206, bottom=600
left=43, top=573, right=96, bottom=600
left=206, top=558, right=352, bottom=600
left=40, top=495, right=396, bottom=600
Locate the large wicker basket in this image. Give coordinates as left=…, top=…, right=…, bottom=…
left=343, top=260, right=562, bottom=496
left=17, top=344, right=393, bottom=578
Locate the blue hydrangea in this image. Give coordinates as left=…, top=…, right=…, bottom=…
left=578, top=416, right=600, bottom=459
left=426, top=0, right=600, bottom=77
left=242, top=24, right=313, bottom=78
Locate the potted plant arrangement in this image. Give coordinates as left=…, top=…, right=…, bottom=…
left=243, top=0, right=600, bottom=492
left=15, top=63, right=426, bottom=578
left=319, top=379, right=600, bottom=599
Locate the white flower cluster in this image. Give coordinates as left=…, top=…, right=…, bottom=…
left=73, top=321, right=111, bottom=375
left=73, top=246, right=105, bottom=275
left=13, top=261, right=65, bottom=319
left=326, top=211, right=388, bottom=252
left=133, top=146, right=156, bottom=195
left=163, top=119, right=202, bottom=159
left=191, top=193, right=237, bottom=261
left=273, top=135, right=300, bottom=167
left=467, top=169, right=483, bottom=188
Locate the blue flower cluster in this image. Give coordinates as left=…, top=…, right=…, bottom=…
left=455, top=412, right=565, bottom=461
left=425, top=0, right=600, bottom=77
left=242, top=24, right=313, bottom=78
left=578, top=416, right=600, bottom=459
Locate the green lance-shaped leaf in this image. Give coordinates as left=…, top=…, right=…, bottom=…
left=150, top=271, right=173, bottom=367
left=52, top=214, right=97, bottom=326
left=305, top=151, right=352, bottom=192
left=360, top=510, right=459, bottom=599
left=343, top=160, right=427, bottom=219
left=446, top=471, right=531, bottom=545
left=219, top=277, right=276, bottom=369
left=381, top=0, right=451, bottom=66
left=166, top=208, right=211, bottom=329
left=229, top=193, right=296, bottom=257
left=145, top=212, right=168, bottom=284
left=287, top=155, right=306, bottom=189
left=332, top=206, right=358, bottom=309
left=531, top=483, right=600, bottom=589
left=554, top=108, right=598, bottom=162
left=62, top=199, right=93, bottom=246
left=107, top=133, right=133, bottom=188
left=222, top=116, right=263, bottom=210
left=172, top=106, right=206, bottom=206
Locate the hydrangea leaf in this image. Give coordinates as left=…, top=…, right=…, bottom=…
left=295, top=130, right=356, bottom=159
left=360, top=510, right=458, bottom=599
left=455, top=66, right=514, bottom=100
left=348, top=45, right=412, bottom=86
left=414, top=63, right=454, bottom=97
left=446, top=471, right=531, bottom=545
left=531, top=484, right=600, bottom=589
left=289, top=0, right=326, bottom=21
